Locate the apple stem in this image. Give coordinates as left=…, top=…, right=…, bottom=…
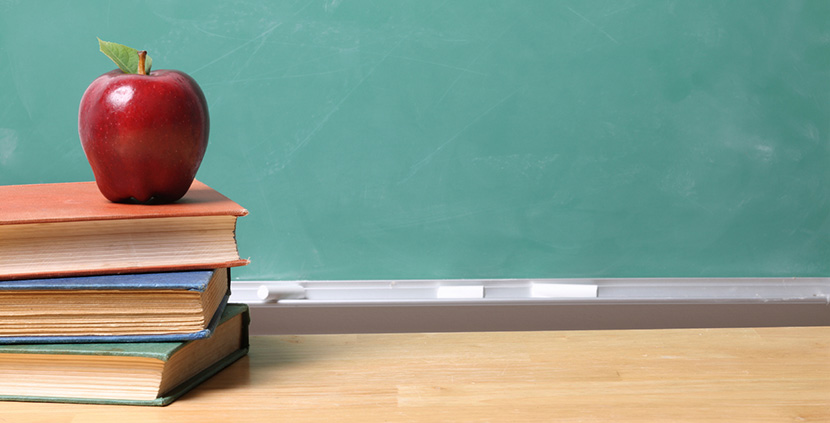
left=137, top=51, right=147, bottom=75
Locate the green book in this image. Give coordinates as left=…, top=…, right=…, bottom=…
left=0, top=304, right=249, bottom=406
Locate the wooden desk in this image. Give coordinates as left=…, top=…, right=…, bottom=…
left=1, top=327, right=828, bottom=422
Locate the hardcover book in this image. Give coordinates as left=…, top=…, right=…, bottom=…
left=0, top=180, right=249, bottom=281
left=0, top=303, right=250, bottom=406
left=0, top=269, right=231, bottom=344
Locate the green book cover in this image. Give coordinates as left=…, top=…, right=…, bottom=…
left=0, top=303, right=250, bottom=406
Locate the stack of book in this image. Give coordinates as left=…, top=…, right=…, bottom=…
left=0, top=180, right=251, bottom=406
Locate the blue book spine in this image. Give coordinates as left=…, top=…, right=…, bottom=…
left=0, top=270, right=216, bottom=291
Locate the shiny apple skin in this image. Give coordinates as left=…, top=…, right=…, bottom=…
left=78, top=69, right=209, bottom=204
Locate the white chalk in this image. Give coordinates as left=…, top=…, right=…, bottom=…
left=256, top=283, right=306, bottom=302
left=437, top=285, right=484, bottom=299
left=531, top=282, right=598, bottom=298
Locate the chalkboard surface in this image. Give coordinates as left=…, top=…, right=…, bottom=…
left=1, top=1, right=828, bottom=280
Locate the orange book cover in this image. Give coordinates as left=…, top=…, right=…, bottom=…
left=0, top=180, right=249, bottom=280
left=0, top=180, right=248, bottom=225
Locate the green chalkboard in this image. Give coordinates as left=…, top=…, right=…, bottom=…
left=1, top=1, right=828, bottom=280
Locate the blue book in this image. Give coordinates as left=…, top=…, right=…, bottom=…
left=0, top=269, right=230, bottom=344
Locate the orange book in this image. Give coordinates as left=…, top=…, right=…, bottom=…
left=0, top=180, right=249, bottom=280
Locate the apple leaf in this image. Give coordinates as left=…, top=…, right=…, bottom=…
left=97, top=38, right=152, bottom=74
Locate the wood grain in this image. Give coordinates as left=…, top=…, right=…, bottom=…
left=1, top=326, right=828, bottom=422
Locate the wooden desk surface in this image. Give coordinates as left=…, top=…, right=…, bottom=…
left=1, top=327, right=828, bottom=422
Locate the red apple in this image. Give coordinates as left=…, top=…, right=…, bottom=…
left=79, top=48, right=209, bottom=204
